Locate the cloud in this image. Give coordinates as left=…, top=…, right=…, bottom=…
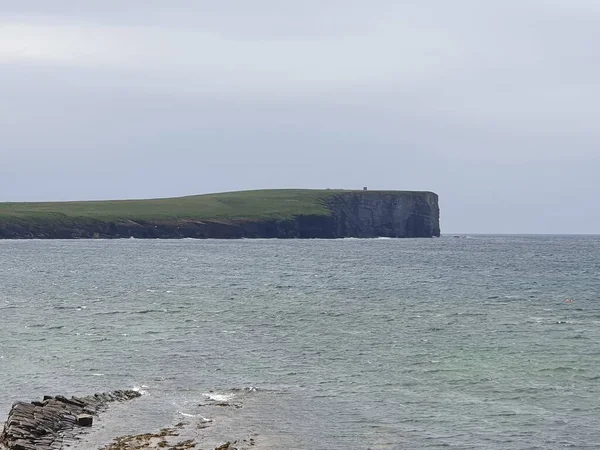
left=0, top=0, right=599, bottom=232
left=0, top=21, right=467, bottom=97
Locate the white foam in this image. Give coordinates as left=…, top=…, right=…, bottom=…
left=203, top=392, right=235, bottom=402
left=177, top=410, right=213, bottom=422
left=132, top=385, right=149, bottom=395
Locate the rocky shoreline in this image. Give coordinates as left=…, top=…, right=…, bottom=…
left=0, top=391, right=141, bottom=450
left=1, top=391, right=258, bottom=450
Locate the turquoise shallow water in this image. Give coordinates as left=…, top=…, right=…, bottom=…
left=1, top=236, right=599, bottom=449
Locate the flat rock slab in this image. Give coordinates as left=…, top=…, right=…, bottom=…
left=76, top=415, right=93, bottom=427
left=0, top=390, right=141, bottom=450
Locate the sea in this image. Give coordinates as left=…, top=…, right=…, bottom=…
left=1, top=236, right=599, bottom=449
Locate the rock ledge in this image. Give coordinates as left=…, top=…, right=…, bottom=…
left=0, top=390, right=141, bottom=450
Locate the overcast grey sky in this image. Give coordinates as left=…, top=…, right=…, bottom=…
left=1, top=1, right=599, bottom=233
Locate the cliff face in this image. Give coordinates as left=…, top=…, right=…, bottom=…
left=327, top=191, right=440, bottom=238
left=0, top=216, right=337, bottom=239
left=0, top=191, right=440, bottom=239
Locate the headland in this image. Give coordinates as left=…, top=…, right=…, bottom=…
left=0, top=189, right=440, bottom=239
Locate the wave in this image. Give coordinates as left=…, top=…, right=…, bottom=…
left=90, top=310, right=128, bottom=317
left=132, top=309, right=168, bottom=315
left=132, top=384, right=149, bottom=395
left=538, top=366, right=588, bottom=373
left=202, top=392, right=235, bottom=402
left=177, top=411, right=212, bottom=422
left=230, top=386, right=259, bottom=393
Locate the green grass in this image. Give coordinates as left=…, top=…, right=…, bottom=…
left=0, top=189, right=431, bottom=225
left=0, top=189, right=351, bottom=224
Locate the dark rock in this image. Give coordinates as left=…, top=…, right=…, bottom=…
left=0, top=390, right=141, bottom=450
left=327, top=191, right=440, bottom=238
left=76, top=414, right=93, bottom=427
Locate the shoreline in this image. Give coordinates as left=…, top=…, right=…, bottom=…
left=0, top=391, right=141, bottom=450
left=1, top=390, right=263, bottom=450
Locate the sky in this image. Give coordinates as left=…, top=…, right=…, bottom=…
left=1, top=0, right=599, bottom=233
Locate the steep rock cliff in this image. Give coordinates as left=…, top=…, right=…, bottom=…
left=328, top=191, right=440, bottom=238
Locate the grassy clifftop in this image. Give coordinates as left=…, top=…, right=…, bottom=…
left=0, top=189, right=332, bottom=223
left=0, top=189, right=426, bottom=223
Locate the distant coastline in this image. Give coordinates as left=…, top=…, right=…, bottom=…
left=0, top=189, right=440, bottom=239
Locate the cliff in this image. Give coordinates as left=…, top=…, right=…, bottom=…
left=0, top=190, right=440, bottom=239
left=328, top=191, right=440, bottom=238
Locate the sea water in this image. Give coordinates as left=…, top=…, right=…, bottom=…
left=1, top=236, right=599, bottom=449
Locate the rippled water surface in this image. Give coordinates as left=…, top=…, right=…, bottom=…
left=1, top=236, right=599, bottom=449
